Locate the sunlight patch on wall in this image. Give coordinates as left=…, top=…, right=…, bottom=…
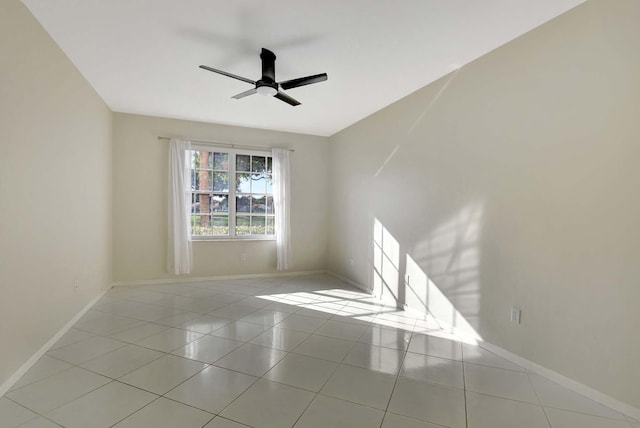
left=406, top=253, right=481, bottom=343
left=373, top=218, right=400, bottom=307
left=408, top=204, right=484, bottom=342
left=372, top=205, right=483, bottom=343
left=405, top=255, right=428, bottom=313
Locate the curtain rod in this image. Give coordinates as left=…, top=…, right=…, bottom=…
left=157, top=136, right=294, bottom=152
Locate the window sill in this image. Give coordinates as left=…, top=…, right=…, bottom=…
left=192, top=236, right=276, bottom=242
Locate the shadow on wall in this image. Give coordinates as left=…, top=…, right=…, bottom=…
left=371, top=208, right=483, bottom=343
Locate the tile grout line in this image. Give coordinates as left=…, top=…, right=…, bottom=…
left=373, top=318, right=420, bottom=428
left=462, top=343, right=469, bottom=428
left=6, top=356, right=76, bottom=394
left=44, top=332, right=205, bottom=382
left=525, top=371, right=553, bottom=428
left=524, top=370, right=633, bottom=423
left=15, top=414, right=64, bottom=428
left=378, top=347, right=408, bottom=428
left=6, top=396, right=62, bottom=428
left=202, top=415, right=254, bottom=428
left=105, top=395, right=167, bottom=428
left=540, top=404, right=637, bottom=423
left=144, top=395, right=220, bottom=425
left=8, top=379, right=123, bottom=426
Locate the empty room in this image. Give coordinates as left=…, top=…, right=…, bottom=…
left=1, top=0, right=639, bottom=427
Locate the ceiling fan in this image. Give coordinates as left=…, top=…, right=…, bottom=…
left=199, top=48, right=327, bottom=106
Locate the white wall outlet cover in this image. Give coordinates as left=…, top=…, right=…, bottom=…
left=510, top=306, right=521, bottom=324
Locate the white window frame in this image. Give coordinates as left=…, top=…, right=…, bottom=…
left=189, top=145, right=276, bottom=241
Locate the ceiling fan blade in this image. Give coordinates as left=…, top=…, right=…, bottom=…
left=199, top=65, right=255, bottom=85
left=279, top=73, right=327, bottom=90
left=274, top=91, right=301, bottom=106
left=232, top=88, right=257, bottom=99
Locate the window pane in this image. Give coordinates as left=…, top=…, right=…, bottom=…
left=252, top=195, right=266, bottom=213
left=195, top=170, right=212, bottom=192
left=192, top=215, right=213, bottom=236
left=191, top=151, right=200, bottom=169
left=211, top=215, right=229, bottom=235
left=213, top=172, right=229, bottom=192
left=252, top=156, right=266, bottom=173
left=266, top=216, right=275, bottom=235
left=236, top=173, right=251, bottom=193
left=266, top=196, right=274, bottom=214
left=203, top=151, right=213, bottom=170
left=267, top=157, right=272, bottom=173
left=191, top=194, right=200, bottom=213
left=191, top=151, right=212, bottom=170
left=236, top=215, right=250, bottom=235
left=236, top=154, right=250, bottom=172
left=251, top=174, right=266, bottom=194
left=211, top=195, right=228, bottom=212
left=197, top=193, right=211, bottom=213
left=236, top=195, right=250, bottom=213
left=213, top=152, right=229, bottom=170
left=191, top=169, right=199, bottom=191
left=266, top=174, right=272, bottom=194
left=251, top=216, right=266, bottom=234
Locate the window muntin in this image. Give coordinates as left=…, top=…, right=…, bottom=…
left=189, top=147, right=274, bottom=239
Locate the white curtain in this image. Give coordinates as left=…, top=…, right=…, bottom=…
left=272, top=148, right=292, bottom=270
left=167, top=138, right=192, bottom=274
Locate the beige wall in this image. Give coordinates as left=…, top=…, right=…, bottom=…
left=328, top=0, right=640, bottom=407
left=112, top=113, right=329, bottom=282
left=0, top=1, right=113, bottom=387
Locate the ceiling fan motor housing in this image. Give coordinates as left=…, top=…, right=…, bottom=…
left=258, top=48, right=278, bottom=92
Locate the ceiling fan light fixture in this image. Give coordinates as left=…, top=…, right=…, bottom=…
left=257, top=85, right=277, bottom=97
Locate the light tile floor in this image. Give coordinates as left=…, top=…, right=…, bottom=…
left=1, top=275, right=637, bottom=428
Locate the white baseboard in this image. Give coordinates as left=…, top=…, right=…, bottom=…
left=0, top=287, right=111, bottom=397
left=111, top=270, right=328, bottom=287
left=478, top=340, right=640, bottom=421
left=327, top=271, right=371, bottom=294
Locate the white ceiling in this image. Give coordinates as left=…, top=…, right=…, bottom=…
left=23, top=0, right=585, bottom=137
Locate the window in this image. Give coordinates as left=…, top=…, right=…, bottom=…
left=189, top=147, right=275, bottom=239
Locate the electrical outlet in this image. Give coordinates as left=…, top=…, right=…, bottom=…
left=74, top=279, right=80, bottom=291
left=240, top=253, right=247, bottom=262
left=349, top=258, right=355, bottom=266
left=510, top=306, right=521, bottom=324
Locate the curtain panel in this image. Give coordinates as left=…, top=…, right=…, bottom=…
left=272, top=148, right=292, bottom=270
left=167, top=138, right=193, bottom=274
